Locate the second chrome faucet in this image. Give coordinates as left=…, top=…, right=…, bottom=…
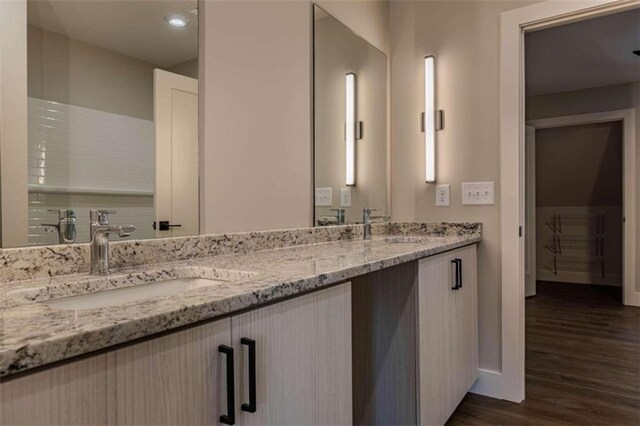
left=363, top=208, right=390, bottom=240
left=90, top=210, right=136, bottom=275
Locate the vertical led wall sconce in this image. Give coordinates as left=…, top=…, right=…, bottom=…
left=345, top=73, right=356, bottom=186
left=345, top=72, right=363, bottom=186
left=422, top=56, right=444, bottom=183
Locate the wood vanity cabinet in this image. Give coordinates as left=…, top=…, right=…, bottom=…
left=417, top=244, right=478, bottom=425
left=0, top=282, right=352, bottom=426
left=232, top=281, right=352, bottom=426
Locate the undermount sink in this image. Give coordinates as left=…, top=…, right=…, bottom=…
left=11, top=266, right=256, bottom=311
left=41, top=277, right=230, bottom=310
left=382, top=236, right=446, bottom=244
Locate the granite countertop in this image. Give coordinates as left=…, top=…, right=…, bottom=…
left=0, top=224, right=480, bottom=378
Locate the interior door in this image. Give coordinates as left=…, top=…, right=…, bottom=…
left=154, top=69, right=199, bottom=237
left=525, top=126, right=536, bottom=297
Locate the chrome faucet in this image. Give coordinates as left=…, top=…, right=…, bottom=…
left=42, top=209, right=77, bottom=244
left=363, top=208, right=390, bottom=240
left=331, top=208, right=346, bottom=225
left=90, top=210, right=136, bottom=275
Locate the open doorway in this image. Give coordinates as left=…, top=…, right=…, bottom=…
left=524, top=9, right=639, bottom=304
left=526, top=117, right=627, bottom=298
left=499, top=0, right=639, bottom=406
left=524, top=8, right=639, bottom=303
left=519, top=7, right=639, bottom=423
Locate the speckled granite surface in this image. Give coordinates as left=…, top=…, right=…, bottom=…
left=0, top=222, right=480, bottom=377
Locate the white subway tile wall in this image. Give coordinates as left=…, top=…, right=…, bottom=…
left=28, top=97, right=154, bottom=191
left=27, top=98, right=155, bottom=245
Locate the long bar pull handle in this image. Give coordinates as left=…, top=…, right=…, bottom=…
left=451, top=259, right=460, bottom=290
left=218, top=345, right=236, bottom=425
left=456, top=258, right=463, bottom=289
left=241, top=338, right=257, bottom=413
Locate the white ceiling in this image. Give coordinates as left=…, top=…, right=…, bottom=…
left=525, top=8, right=640, bottom=96
left=27, top=0, right=198, bottom=68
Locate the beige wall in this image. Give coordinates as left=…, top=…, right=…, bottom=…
left=314, top=11, right=388, bottom=224
left=28, top=25, right=157, bottom=121
left=316, top=0, right=389, bottom=54
left=27, top=25, right=199, bottom=121
left=389, top=0, right=541, bottom=372
left=535, top=122, right=622, bottom=207
left=200, top=0, right=389, bottom=233
left=527, top=81, right=640, bottom=292
left=167, top=58, right=199, bottom=80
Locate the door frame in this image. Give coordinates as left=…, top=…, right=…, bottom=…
left=524, top=126, right=536, bottom=298
left=500, top=0, right=640, bottom=403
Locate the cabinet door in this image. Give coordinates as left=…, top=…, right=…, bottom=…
left=418, top=245, right=478, bottom=426
left=109, top=318, right=231, bottom=426
left=1, top=353, right=111, bottom=425
left=450, top=245, right=479, bottom=406
left=232, top=283, right=352, bottom=426
left=418, top=250, right=458, bottom=425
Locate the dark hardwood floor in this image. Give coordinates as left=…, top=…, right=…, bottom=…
left=447, top=281, right=640, bottom=425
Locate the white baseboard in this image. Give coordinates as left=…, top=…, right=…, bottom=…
left=469, top=369, right=502, bottom=399
left=625, top=290, right=640, bottom=307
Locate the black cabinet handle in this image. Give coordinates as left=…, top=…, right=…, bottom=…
left=241, top=338, right=257, bottom=413
left=451, top=258, right=462, bottom=290
left=218, top=345, right=236, bottom=425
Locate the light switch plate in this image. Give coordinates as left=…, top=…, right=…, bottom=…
left=315, top=187, right=332, bottom=206
left=340, top=187, right=352, bottom=207
left=462, top=182, right=495, bottom=205
left=436, top=184, right=450, bottom=207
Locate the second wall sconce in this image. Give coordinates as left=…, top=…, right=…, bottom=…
left=422, top=56, right=444, bottom=184
left=345, top=72, right=363, bottom=186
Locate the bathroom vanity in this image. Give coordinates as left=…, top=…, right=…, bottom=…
left=0, top=222, right=480, bottom=425
left=1, top=2, right=480, bottom=424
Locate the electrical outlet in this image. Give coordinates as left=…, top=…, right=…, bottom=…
left=315, top=187, right=332, bottom=206
left=436, top=184, right=450, bottom=207
left=340, top=187, right=352, bottom=207
left=462, top=182, right=495, bottom=205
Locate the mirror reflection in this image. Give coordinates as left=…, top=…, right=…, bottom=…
left=24, top=0, right=198, bottom=246
left=313, top=5, right=388, bottom=226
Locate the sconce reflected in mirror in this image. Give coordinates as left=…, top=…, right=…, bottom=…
left=313, top=5, right=387, bottom=226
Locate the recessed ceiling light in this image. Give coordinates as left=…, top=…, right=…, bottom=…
left=633, top=50, right=640, bottom=57
left=166, top=16, right=187, bottom=27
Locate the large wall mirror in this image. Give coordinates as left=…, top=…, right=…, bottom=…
left=3, top=0, right=199, bottom=247
left=313, top=5, right=388, bottom=226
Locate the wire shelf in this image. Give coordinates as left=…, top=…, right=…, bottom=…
left=545, top=212, right=606, bottom=279
left=545, top=213, right=604, bottom=235
left=544, top=234, right=603, bottom=257
left=546, top=255, right=605, bottom=278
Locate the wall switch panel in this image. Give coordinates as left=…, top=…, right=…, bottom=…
left=462, top=181, right=495, bottom=205
left=340, top=187, right=352, bottom=207
left=435, top=184, right=450, bottom=207
left=315, top=187, right=332, bottom=206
